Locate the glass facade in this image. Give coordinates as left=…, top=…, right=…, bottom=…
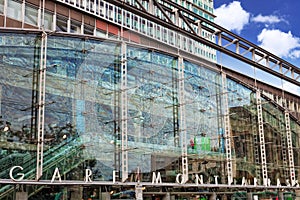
left=0, top=31, right=300, bottom=199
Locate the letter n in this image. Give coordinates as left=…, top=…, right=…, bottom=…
left=195, top=174, right=203, bottom=185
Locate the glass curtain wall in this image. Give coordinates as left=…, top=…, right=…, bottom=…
left=0, top=31, right=300, bottom=198
left=0, top=32, right=41, bottom=198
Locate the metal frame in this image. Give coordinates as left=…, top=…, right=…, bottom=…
left=256, top=90, right=268, bottom=186
left=280, top=113, right=289, bottom=180
left=121, top=42, right=129, bottom=182
left=251, top=102, right=261, bottom=182
left=221, top=72, right=233, bottom=184
left=96, top=0, right=300, bottom=86
left=284, top=111, right=296, bottom=185
left=178, top=56, right=188, bottom=182
left=36, top=31, right=47, bottom=180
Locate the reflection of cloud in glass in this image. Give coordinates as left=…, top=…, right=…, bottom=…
left=282, top=81, right=300, bottom=95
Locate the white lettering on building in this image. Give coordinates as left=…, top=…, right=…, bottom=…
left=5, top=165, right=300, bottom=188
left=9, top=166, right=24, bottom=181
left=51, top=167, right=62, bottom=183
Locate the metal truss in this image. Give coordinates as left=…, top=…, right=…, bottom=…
left=36, top=31, right=47, bottom=180
left=177, top=56, right=188, bottom=182
left=121, top=42, right=129, bottom=182
left=102, top=0, right=300, bottom=86
left=221, top=73, right=233, bottom=184
left=284, top=111, right=296, bottom=185
left=280, top=113, right=289, bottom=179
left=251, top=103, right=261, bottom=182
left=256, top=90, right=268, bottom=186
left=114, top=55, right=121, bottom=181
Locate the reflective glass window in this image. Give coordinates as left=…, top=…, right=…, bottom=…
left=0, top=0, right=4, bottom=14
left=56, top=15, right=68, bottom=32
left=25, top=5, right=38, bottom=26
left=7, top=0, right=22, bottom=21
left=71, top=20, right=81, bottom=34
left=43, top=11, right=53, bottom=30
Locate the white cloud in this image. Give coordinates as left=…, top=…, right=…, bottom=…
left=252, top=14, right=284, bottom=24
left=214, top=1, right=250, bottom=34
left=290, top=50, right=300, bottom=59
left=257, top=29, right=300, bottom=58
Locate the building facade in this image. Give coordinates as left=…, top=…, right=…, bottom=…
left=0, top=0, right=300, bottom=200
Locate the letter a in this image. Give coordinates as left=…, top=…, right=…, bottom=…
left=51, top=167, right=62, bottom=183
left=277, top=178, right=281, bottom=187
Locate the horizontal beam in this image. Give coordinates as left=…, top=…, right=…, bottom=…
left=105, top=0, right=300, bottom=86
left=0, top=179, right=298, bottom=190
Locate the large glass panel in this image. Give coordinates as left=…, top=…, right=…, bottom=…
left=70, top=20, right=81, bottom=34
left=227, top=79, right=259, bottom=184
left=184, top=61, right=223, bottom=183
left=126, top=47, right=179, bottom=182
left=227, top=77, right=300, bottom=186
left=56, top=15, right=68, bottom=32
left=45, top=36, right=121, bottom=182
left=0, top=32, right=40, bottom=197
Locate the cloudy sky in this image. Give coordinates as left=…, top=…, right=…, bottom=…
left=213, top=0, right=300, bottom=94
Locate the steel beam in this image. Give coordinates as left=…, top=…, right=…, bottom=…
left=178, top=56, right=188, bottom=182
left=36, top=31, right=47, bottom=180
left=100, top=0, right=300, bottom=86
left=121, top=42, right=129, bottom=182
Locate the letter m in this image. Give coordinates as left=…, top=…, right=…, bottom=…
left=152, top=172, right=162, bottom=184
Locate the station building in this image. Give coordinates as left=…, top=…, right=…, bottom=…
left=0, top=0, right=300, bottom=200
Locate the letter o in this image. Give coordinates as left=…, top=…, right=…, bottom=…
left=176, top=174, right=186, bottom=184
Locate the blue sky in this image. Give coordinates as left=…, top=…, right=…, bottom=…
left=213, top=0, right=300, bottom=94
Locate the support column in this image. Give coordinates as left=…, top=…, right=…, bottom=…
left=177, top=56, right=188, bottom=182
left=278, top=191, right=284, bottom=200
left=70, top=186, right=83, bottom=200
left=285, top=111, right=296, bottom=185
left=279, top=113, right=289, bottom=180
left=101, top=192, right=111, bottom=200
left=16, top=192, right=28, bottom=200
left=135, top=184, right=143, bottom=200
left=121, top=42, right=128, bottom=182
left=36, top=31, right=47, bottom=180
left=256, top=90, right=268, bottom=186
left=250, top=92, right=261, bottom=182
left=295, top=190, right=300, bottom=200
left=247, top=192, right=252, bottom=200
left=221, top=72, right=233, bottom=184
left=209, top=192, right=216, bottom=200
left=163, top=192, right=170, bottom=200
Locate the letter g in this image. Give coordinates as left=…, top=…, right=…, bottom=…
left=9, top=166, right=24, bottom=181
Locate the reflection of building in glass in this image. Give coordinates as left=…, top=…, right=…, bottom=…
left=0, top=0, right=300, bottom=200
